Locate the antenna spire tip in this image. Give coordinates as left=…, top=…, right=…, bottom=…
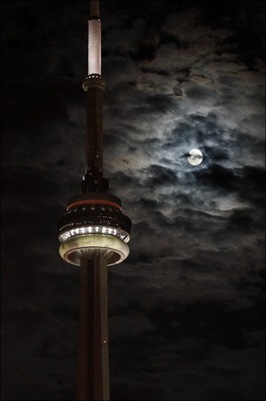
left=90, top=0, right=100, bottom=18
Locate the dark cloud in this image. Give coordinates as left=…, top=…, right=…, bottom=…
left=144, top=164, right=178, bottom=187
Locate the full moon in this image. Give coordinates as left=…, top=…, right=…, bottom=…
left=188, top=149, right=203, bottom=166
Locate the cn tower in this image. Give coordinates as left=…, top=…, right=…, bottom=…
left=57, top=1, right=132, bottom=400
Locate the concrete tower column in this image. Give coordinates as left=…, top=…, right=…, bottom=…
left=76, top=252, right=109, bottom=401
left=57, top=1, right=132, bottom=400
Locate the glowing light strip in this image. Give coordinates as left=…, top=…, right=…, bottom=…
left=67, top=199, right=122, bottom=211
left=59, top=225, right=130, bottom=244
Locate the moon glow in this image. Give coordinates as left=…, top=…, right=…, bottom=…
left=188, top=149, right=203, bottom=166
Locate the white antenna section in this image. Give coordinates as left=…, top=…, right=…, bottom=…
left=88, top=0, right=101, bottom=75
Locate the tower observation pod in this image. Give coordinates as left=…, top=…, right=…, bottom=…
left=57, top=1, right=132, bottom=400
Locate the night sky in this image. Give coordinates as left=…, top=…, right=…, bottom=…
left=1, top=1, right=265, bottom=400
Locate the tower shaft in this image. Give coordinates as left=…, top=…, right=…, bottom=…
left=84, top=78, right=106, bottom=185
left=77, top=252, right=110, bottom=401
left=57, top=1, right=132, bottom=400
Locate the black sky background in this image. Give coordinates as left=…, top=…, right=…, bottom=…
left=1, top=1, right=265, bottom=400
